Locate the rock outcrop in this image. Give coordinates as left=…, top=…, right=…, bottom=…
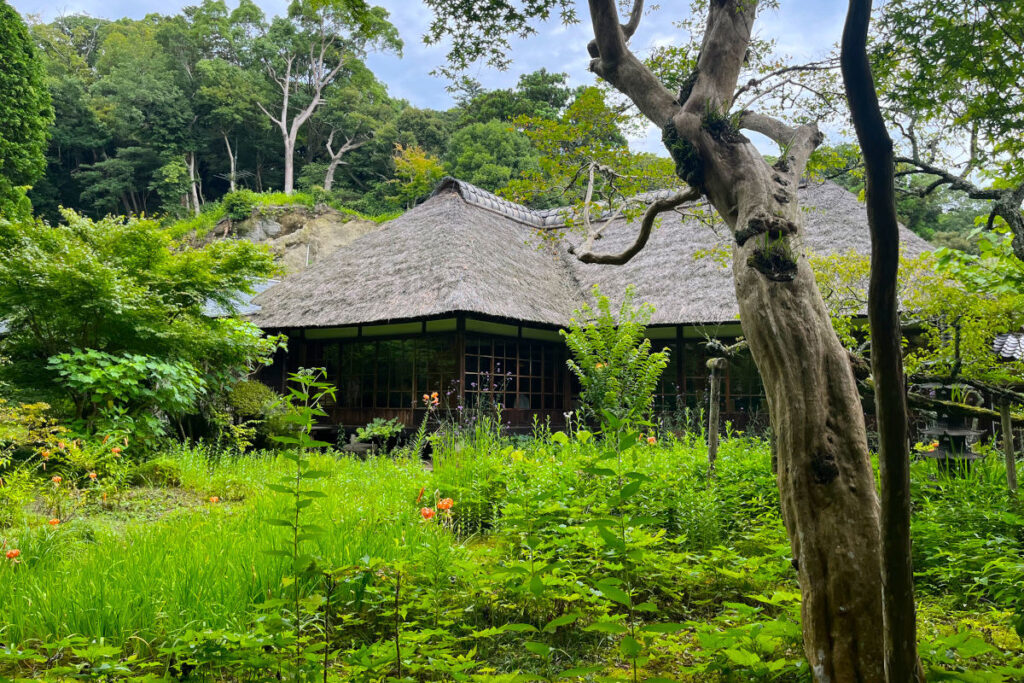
left=216, top=204, right=381, bottom=273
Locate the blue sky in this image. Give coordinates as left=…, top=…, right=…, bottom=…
left=12, top=0, right=851, bottom=153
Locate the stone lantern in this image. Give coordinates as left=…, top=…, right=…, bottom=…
left=917, top=383, right=985, bottom=475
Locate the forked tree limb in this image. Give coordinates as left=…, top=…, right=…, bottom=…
left=678, top=0, right=756, bottom=114
left=738, top=111, right=823, bottom=176
left=570, top=187, right=700, bottom=265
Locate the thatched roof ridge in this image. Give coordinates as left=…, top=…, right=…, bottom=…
left=250, top=178, right=934, bottom=330
left=249, top=186, right=584, bottom=329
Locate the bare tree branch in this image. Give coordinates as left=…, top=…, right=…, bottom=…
left=733, top=58, right=838, bottom=101
left=570, top=187, right=701, bottom=264
left=622, top=0, right=643, bottom=39
left=893, top=156, right=1003, bottom=200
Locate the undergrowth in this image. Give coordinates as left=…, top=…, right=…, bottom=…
left=0, top=433, right=1020, bottom=681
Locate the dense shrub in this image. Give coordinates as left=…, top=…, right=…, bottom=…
left=226, top=380, right=278, bottom=418
left=221, top=189, right=257, bottom=222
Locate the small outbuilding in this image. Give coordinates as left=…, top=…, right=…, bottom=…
left=249, top=178, right=932, bottom=430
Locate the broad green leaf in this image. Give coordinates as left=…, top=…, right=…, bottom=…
left=619, top=636, right=642, bottom=658
left=584, top=620, right=628, bottom=634
left=723, top=648, right=762, bottom=666
left=543, top=612, right=581, bottom=632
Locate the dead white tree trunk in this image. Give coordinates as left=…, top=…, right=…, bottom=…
left=222, top=133, right=237, bottom=192
left=259, top=40, right=346, bottom=195
left=323, top=130, right=368, bottom=192
left=186, top=152, right=201, bottom=216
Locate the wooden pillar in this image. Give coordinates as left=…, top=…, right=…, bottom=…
left=707, top=357, right=727, bottom=478
left=1001, top=399, right=1018, bottom=495
left=676, top=325, right=685, bottom=415
left=456, top=316, right=466, bottom=413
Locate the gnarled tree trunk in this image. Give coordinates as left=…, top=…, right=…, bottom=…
left=583, top=1, right=885, bottom=678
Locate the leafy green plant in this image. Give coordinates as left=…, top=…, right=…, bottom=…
left=48, top=349, right=206, bottom=440
left=227, top=379, right=279, bottom=418
left=265, top=367, right=336, bottom=679
left=354, top=417, right=404, bottom=446
left=220, top=189, right=257, bottom=222
left=0, top=210, right=280, bottom=423
left=562, top=285, right=670, bottom=424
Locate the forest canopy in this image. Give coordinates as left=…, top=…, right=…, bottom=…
left=2, top=0, right=995, bottom=254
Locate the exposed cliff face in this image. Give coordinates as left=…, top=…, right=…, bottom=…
left=216, top=205, right=380, bottom=274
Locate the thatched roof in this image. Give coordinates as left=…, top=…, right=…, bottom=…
left=250, top=177, right=933, bottom=330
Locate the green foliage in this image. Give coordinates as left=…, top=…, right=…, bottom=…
left=936, top=228, right=1024, bottom=297
left=870, top=1, right=1024, bottom=260
left=220, top=189, right=257, bottom=222
left=445, top=120, right=538, bottom=192
left=0, top=209, right=281, bottom=424
left=453, top=69, right=579, bottom=126
left=0, top=434, right=1021, bottom=679
left=0, top=2, right=53, bottom=218
left=504, top=87, right=676, bottom=211
left=48, top=349, right=205, bottom=438
left=354, top=417, right=404, bottom=444
left=227, top=379, right=278, bottom=418
left=874, top=1, right=1024, bottom=166
left=811, top=249, right=1024, bottom=385
left=388, top=143, right=446, bottom=208
left=562, top=286, right=670, bottom=423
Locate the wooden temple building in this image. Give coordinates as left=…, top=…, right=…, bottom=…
left=248, top=178, right=932, bottom=431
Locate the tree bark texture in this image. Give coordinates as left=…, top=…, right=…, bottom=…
left=1002, top=401, right=1018, bottom=495
left=585, top=1, right=887, bottom=678
left=841, top=2, right=923, bottom=680
left=707, top=357, right=726, bottom=477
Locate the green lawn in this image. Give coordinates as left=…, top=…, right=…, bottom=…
left=1, top=432, right=1021, bottom=681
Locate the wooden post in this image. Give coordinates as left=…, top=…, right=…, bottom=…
left=1001, top=399, right=1018, bottom=495
left=707, top=357, right=727, bottom=477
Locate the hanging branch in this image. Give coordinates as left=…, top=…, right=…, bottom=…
left=569, top=187, right=700, bottom=265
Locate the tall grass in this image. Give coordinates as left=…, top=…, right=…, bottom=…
left=0, top=434, right=1020, bottom=679
left=0, top=450, right=435, bottom=650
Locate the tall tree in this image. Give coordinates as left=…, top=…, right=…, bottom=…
left=426, top=0, right=893, bottom=677
left=0, top=1, right=53, bottom=217
left=196, top=58, right=268, bottom=192
left=313, top=62, right=389, bottom=191
left=841, top=0, right=922, bottom=679
left=445, top=120, right=538, bottom=192
left=256, top=0, right=401, bottom=194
